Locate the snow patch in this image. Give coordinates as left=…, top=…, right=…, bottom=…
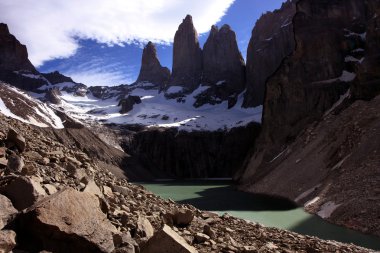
left=317, top=201, right=341, bottom=219
left=166, top=86, right=183, bottom=94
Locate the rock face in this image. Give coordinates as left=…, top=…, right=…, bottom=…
left=42, top=71, right=74, bottom=84
left=44, top=87, right=62, bottom=104
left=0, top=23, right=36, bottom=73
left=196, top=25, right=245, bottom=108
left=169, top=15, right=202, bottom=92
left=119, top=95, right=142, bottom=114
left=136, top=42, right=170, bottom=87
left=122, top=123, right=260, bottom=178
left=16, top=188, right=118, bottom=253
left=243, top=0, right=296, bottom=107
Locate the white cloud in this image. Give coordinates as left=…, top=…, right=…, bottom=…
left=0, top=0, right=235, bottom=67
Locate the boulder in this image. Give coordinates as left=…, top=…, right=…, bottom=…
left=44, top=88, right=62, bottom=104
left=6, top=128, right=26, bottom=153
left=141, top=225, right=197, bottom=253
left=6, top=154, right=24, bottom=173
left=173, top=209, right=194, bottom=227
left=83, top=180, right=103, bottom=198
left=0, top=194, right=17, bottom=229
left=136, top=42, right=170, bottom=87
left=16, top=188, right=118, bottom=253
left=136, top=216, right=154, bottom=239
left=0, top=176, right=46, bottom=210
left=169, top=15, right=202, bottom=92
left=0, top=230, right=16, bottom=253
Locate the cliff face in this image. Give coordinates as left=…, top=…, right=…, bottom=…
left=195, top=25, right=246, bottom=108
left=169, top=15, right=202, bottom=92
left=122, top=123, right=260, bottom=179
left=243, top=0, right=296, bottom=107
left=0, top=23, right=36, bottom=73
left=136, top=42, right=170, bottom=87
left=237, top=0, right=380, bottom=236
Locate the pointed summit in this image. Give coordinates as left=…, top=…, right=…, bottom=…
left=136, top=41, right=170, bottom=86
left=168, top=15, right=202, bottom=91
left=0, top=23, right=36, bottom=73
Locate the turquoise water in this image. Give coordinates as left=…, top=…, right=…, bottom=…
left=140, top=181, right=380, bottom=251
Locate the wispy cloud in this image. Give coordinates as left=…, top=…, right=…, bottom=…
left=0, top=0, right=235, bottom=67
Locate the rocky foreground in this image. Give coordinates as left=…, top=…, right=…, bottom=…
left=0, top=113, right=374, bottom=253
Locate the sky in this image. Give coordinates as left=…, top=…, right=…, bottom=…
left=0, top=0, right=285, bottom=86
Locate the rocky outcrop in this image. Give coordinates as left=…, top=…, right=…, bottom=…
left=195, top=25, right=245, bottom=108
left=44, top=87, right=62, bottom=104
left=42, top=71, right=74, bottom=84
left=136, top=42, right=170, bottom=87
left=169, top=15, right=202, bottom=92
left=118, top=95, right=142, bottom=114
left=0, top=23, right=36, bottom=73
left=122, top=123, right=260, bottom=178
left=243, top=0, right=296, bottom=107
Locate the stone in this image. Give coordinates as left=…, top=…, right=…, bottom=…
left=243, top=246, right=258, bottom=253
left=83, top=180, right=103, bottom=198
left=6, top=128, right=26, bottom=153
left=43, top=184, right=58, bottom=195
left=136, top=216, right=154, bottom=239
left=0, top=230, right=16, bottom=253
left=112, top=185, right=132, bottom=196
left=141, top=225, right=197, bottom=253
left=0, top=176, right=46, bottom=210
left=6, top=154, right=24, bottom=173
left=0, top=194, right=17, bottom=229
left=135, top=42, right=170, bottom=87
left=17, top=188, right=118, bottom=253
left=44, top=88, right=62, bottom=104
left=169, top=15, right=202, bottom=92
left=194, top=233, right=210, bottom=244
left=21, top=164, right=38, bottom=176
left=173, top=209, right=194, bottom=227
left=203, top=225, right=216, bottom=239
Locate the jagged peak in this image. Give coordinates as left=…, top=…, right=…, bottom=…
left=0, top=23, right=9, bottom=34
left=220, top=24, right=232, bottom=32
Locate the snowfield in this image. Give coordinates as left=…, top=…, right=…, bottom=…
left=42, top=82, right=262, bottom=131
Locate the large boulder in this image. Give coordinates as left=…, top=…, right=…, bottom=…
left=16, top=188, right=118, bottom=253
left=0, top=176, right=46, bottom=210
left=169, top=15, right=202, bottom=92
left=44, top=87, right=62, bottom=104
left=0, top=194, right=17, bottom=229
left=136, top=42, right=170, bottom=87
left=141, top=225, right=197, bottom=253
left=6, top=128, right=26, bottom=153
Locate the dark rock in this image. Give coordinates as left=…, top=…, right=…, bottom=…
left=119, top=96, right=142, bottom=114
left=122, top=123, right=260, bottom=178
left=243, top=0, right=296, bottom=107
left=197, top=25, right=245, bottom=107
left=237, top=0, right=369, bottom=184
left=44, top=87, right=62, bottom=104
left=0, top=23, right=36, bottom=73
left=42, top=71, right=74, bottom=84
left=6, top=128, right=26, bottom=153
left=173, top=209, right=194, bottom=227
left=6, top=153, right=24, bottom=173
left=136, top=42, right=170, bottom=87
left=169, top=15, right=202, bottom=92
left=16, top=188, right=118, bottom=253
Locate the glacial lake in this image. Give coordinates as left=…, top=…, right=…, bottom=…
left=140, top=180, right=380, bottom=251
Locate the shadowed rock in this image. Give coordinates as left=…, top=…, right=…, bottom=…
left=136, top=42, right=170, bottom=87
left=169, top=15, right=202, bottom=92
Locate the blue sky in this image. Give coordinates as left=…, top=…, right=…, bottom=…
left=1, top=0, right=285, bottom=86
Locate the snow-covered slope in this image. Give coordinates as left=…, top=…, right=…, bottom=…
left=35, top=81, right=262, bottom=131
left=0, top=82, right=64, bottom=128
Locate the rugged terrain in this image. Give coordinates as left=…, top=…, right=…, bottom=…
left=237, top=0, right=380, bottom=238
left=0, top=114, right=374, bottom=253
